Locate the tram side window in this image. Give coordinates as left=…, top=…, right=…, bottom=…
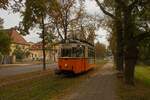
left=88, top=47, right=94, bottom=58
left=76, top=47, right=83, bottom=57
left=88, top=47, right=95, bottom=64
left=76, top=46, right=85, bottom=57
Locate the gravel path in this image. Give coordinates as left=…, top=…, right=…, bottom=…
left=62, top=62, right=118, bottom=100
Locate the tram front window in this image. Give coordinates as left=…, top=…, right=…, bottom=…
left=75, top=46, right=84, bottom=57
left=61, top=46, right=84, bottom=57
left=61, top=48, right=72, bottom=57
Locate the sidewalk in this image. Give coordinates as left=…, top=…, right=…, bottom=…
left=0, top=61, right=44, bottom=68
left=0, top=64, right=33, bottom=68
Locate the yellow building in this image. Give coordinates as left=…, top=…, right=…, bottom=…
left=8, top=29, right=30, bottom=55
left=2, top=28, right=60, bottom=63
left=30, top=42, right=59, bottom=63
left=5, top=28, right=30, bottom=63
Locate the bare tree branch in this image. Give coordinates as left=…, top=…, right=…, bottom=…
left=55, top=22, right=64, bottom=40
left=95, top=0, right=116, bottom=19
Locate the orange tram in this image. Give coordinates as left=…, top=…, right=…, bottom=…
left=58, top=40, right=96, bottom=74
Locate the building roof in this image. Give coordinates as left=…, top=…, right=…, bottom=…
left=30, top=42, right=43, bottom=50
left=30, top=42, right=54, bottom=50
left=1, top=28, right=29, bottom=45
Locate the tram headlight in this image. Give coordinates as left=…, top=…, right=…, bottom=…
left=65, top=64, right=68, bottom=67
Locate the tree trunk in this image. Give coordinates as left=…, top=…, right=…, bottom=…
left=114, top=3, right=124, bottom=72
left=42, top=16, right=46, bottom=70
left=124, top=42, right=138, bottom=85
left=42, top=32, right=46, bottom=70
left=115, top=20, right=124, bottom=72
left=123, top=9, right=137, bottom=85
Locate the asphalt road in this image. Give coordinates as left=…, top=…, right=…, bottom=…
left=0, top=63, right=57, bottom=78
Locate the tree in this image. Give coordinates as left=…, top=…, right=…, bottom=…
left=116, top=0, right=149, bottom=85
left=95, top=0, right=150, bottom=85
left=95, top=42, right=106, bottom=59
left=0, top=17, right=11, bottom=64
left=0, top=31, right=11, bottom=64
left=64, top=2, right=99, bottom=44
left=0, top=0, right=9, bottom=9
left=95, top=0, right=124, bottom=72
left=76, top=14, right=98, bottom=44
left=48, top=0, right=86, bottom=41
left=21, top=0, right=51, bottom=70
left=0, top=0, right=23, bottom=10
left=0, top=18, right=10, bottom=55
left=0, top=31, right=11, bottom=55
left=138, top=39, right=150, bottom=65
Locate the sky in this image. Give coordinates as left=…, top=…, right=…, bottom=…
left=0, top=0, right=109, bottom=46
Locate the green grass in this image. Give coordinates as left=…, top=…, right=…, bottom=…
left=135, top=65, right=150, bottom=86
left=117, top=65, right=150, bottom=100
left=0, top=60, right=107, bottom=100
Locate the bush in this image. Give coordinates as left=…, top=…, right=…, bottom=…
left=142, top=60, right=150, bottom=66
left=13, top=46, right=25, bottom=60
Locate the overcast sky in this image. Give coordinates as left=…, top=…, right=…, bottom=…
left=0, top=0, right=109, bottom=46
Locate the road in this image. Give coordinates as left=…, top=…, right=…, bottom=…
left=0, top=63, right=57, bottom=78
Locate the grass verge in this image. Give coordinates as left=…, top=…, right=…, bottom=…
left=117, top=65, right=150, bottom=100
left=135, top=65, right=150, bottom=86
left=0, top=60, right=107, bottom=100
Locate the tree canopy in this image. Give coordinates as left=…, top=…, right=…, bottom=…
left=0, top=31, right=11, bottom=55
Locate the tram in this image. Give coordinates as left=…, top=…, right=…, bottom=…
left=58, top=39, right=96, bottom=74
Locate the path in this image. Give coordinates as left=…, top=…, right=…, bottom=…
left=0, top=63, right=57, bottom=78
left=62, top=62, right=118, bottom=100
